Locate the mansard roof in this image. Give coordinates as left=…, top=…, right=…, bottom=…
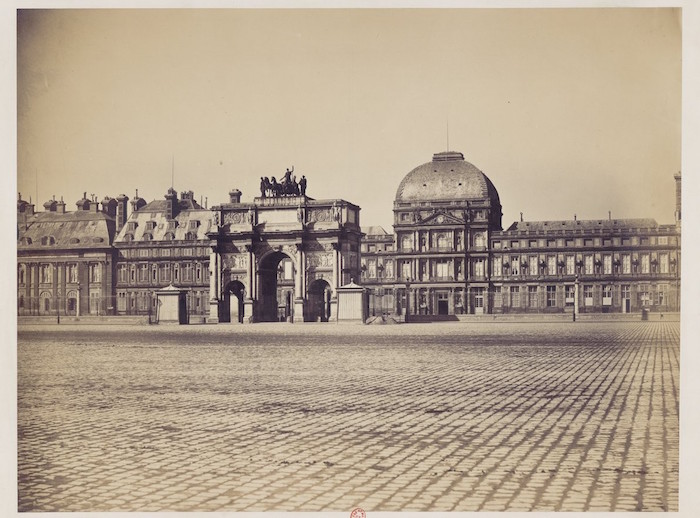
left=114, top=205, right=215, bottom=244
left=17, top=210, right=116, bottom=249
left=505, top=218, right=660, bottom=232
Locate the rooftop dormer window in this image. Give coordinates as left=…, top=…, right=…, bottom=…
left=145, top=221, right=157, bottom=231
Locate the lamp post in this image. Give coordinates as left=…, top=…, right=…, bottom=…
left=573, top=274, right=579, bottom=322
left=377, top=262, right=384, bottom=317
left=404, top=276, right=411, bottom=323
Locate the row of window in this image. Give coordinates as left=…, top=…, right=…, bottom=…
left=493, top=235, right=676, bottom=249
left=117, top=262, right=209, bottom=284
left=122, top=231, right=201, bottom=242
left=493, top=253, right=674, bottom=276
left=492, top=284, right=669, bottom=308
left=18, top=263, right=102, bottom=284
left=118, top=247, right=209, bottom=258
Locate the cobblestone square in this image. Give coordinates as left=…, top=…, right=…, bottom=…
left=17, top=322, right=679, bottom=512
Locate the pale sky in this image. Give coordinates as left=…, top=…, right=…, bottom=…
left=17, top=8, right=681, bottom=231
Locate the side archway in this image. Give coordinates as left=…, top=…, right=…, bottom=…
left=223, top=280, right=245, bottom=323
left=308, top=279, right=332, bottom=322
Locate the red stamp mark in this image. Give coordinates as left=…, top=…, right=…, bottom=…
left=350, top=507, right=366, bottom=518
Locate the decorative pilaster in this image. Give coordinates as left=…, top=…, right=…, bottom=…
left=244, top=244, right=256, bottom=323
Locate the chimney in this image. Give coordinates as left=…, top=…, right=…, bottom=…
left=76, top=192, right=90, bottom=211
left=229, top=189, right=242, bottom=204
left=130, top=189, right=146, bottom=213
left=101, top=196, right=117, bottom=218
left=165, top=187, right=179, bottom=220
left=116, top=194, right=129, bottom=232
left=43, top=197, right=57, bottom=212
left=56, top=196, right=66, bottom=214
left=674, top=171, right=681, bottom=225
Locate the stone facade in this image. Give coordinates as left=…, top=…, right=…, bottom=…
left=17, top=193, right=118, bottom=317
left=112, top=189, right=214, bottom=322
left=360, top=151, right=681, bottom=319
left=208, top=193, right=362, bottom=323
left=17, top=153, right=681, bottom=322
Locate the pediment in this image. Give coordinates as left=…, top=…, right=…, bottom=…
left=419, top=211, right=464, bottom=226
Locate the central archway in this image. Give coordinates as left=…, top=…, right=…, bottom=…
left=258, top=251, right=295, bottom=322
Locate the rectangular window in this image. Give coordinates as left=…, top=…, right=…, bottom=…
left=584, top=285, right=594, bottom=306
left=584, top=255, right=594, bottom=275
left=494, top=286, right=502, bottom=308
left=436, top=260, right=450, bottom=279
left=529, top=256, right=537, bottom=276
left=547, top=256, right=556, bottom=276
left=658, top=284, right=667, bottom=306
left=603, top=285, right=612, bottom=306
left=117, top=292, right=127, bottom=311
left=528, top=286, right=538, bottom=308
left=473, top=259, right=484, bottom=279
left=398, top=261, right=409, bottom=280
left=622, top=285, right=631, bottom=299
left=493, top=256, right=502, bottom=277
left=139, top=264, right=148, bottom=282
left=565, top=285, right=575, bottom=304
left=622, top=255, right=631, bottom=274
left=658, top=236, right=668, bottom=245
left=510, top=240, right=519, bottom=249
left=511, top=286, right=520, bottom=307
left=546, top=286, right=557, bottom=307
left=660, top=254, right=669, bottom=274
left=162, top=264, right=171, bottom=282
left=603, top=255, right=612, bottom=275
left=639, top=287, right=650, bottom=307
left=529, top=240, right=537, bottom=248
left=566, top=255, right=575, bottom=275
left=641, top=254, right=650, bottom=274
left=368, top=260, right=376, bottom=278
left=511, top=256, right=520, bottom=276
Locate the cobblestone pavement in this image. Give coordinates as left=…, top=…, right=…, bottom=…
left=17, top=322, right=679, bottom=512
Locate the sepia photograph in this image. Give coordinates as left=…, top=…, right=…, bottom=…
left=8, top=2, right=700, bottom=517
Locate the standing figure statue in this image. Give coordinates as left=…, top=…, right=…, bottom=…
left=283, top=166, right=294, bottom=186
left=259, top=177, right=267, bottom=198
left=300, top=175, right=307, bottom=196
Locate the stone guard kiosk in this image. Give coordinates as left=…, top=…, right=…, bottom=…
left=156, top=284, right=188, bottom=324
left=336, top=279, right=367, bottom=323
left=207, top=189, right=362, bottom=323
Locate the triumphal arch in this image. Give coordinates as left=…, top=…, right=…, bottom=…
left=207, top=186, right=362, bottom=323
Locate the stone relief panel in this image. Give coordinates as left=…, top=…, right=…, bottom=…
left=306, top=252, right=333, bottom=268
left=224, top=254, right=248, bottom=271
left=308, top=209, right=332, bottom=223
left=223, top=211, right=248, bottom=225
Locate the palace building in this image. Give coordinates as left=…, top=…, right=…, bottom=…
left=17, top=193, right=118, bottom=317
left=360, top=151, right=681, bottom=319
left=17, top=151, right=681, bottom=322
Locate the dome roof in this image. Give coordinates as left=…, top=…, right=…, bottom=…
left=395, top=151, right=500, bottom=206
